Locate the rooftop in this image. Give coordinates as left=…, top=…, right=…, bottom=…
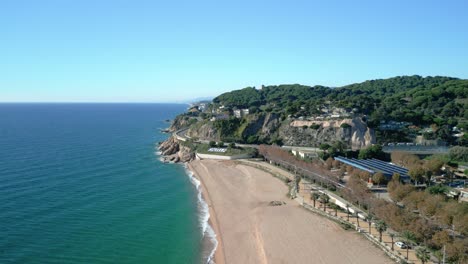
left=335, top=156, right=410, bottom=179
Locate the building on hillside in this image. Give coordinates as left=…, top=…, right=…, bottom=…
left=210, top=114, right=229, bottom=121
left=198, top=103, right=207, bottom=112
left=335, top=156, right=410, bottom=183
left=234, top=109, right=250, bottom=119
left=415, top=136, right=447, bottom=146
left=459, top=189, right=468, bottom=203
left=188, top=107, right=200, bottom=115
left=292, top=149, right=318, bottom=159
left=379, top=120, right=412, bottom=131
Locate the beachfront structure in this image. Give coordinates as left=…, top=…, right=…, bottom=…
left=335, top=156, right=410, bottom=182
left=208, top=148, right=227, bottom=153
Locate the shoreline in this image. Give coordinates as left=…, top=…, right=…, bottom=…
left=187, top=162, right=225, bottom=264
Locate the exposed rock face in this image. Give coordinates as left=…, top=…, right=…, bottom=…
left=242, top=115, right=265, bottom=138
left=281, top=117, right=375, bottom=149
left=187, top=123, right=219, bottom=141
left=168, top=116, right=192, bottom=132
left=261, top=113, right=281, bottom=136
left=158, top=136, right=195, bottom=163
left=171, top=112, right=374, bottom=150
left=178, top=145, right=195, bottom=162
left=242, top=113, right=281, bottom=139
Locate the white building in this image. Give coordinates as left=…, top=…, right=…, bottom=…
left=234, top=109, right=242, bottom=118
left=211, top=114, right=229, bottom=121
left=234, top=109, right=250, bottom=119
left=198, top=103, right=207, bottom=111
left=292, top=149, right=317, bottom=159
left=459, top=189, right=468, bottom=203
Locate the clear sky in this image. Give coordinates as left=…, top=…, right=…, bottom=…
left=1, top=0, right=467, bottom=102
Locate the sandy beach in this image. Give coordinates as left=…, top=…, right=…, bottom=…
left=188, top=160, right=393, bottom=264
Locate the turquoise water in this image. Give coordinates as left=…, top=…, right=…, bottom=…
left=0, top=104, right=204, bottom=264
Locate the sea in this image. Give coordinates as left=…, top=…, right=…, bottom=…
left=0, top=103, right=215, bottom=264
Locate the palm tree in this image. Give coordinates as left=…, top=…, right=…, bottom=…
left=355, top=212, right=360, bottom=227
left=329, top=203, right=339, bottom=217
left=389, top=233, right=395, bottom=251
left=416, top=247, right=431, bottom=264
left=367, top=215, right=374, bottom=234
left=320, top=193, right=330, bottom=212
left=375, top=220, right=387, bottom=242
left=346, top=203, right=351, bottom=221
left=401, top=231, right=416, bottom=260
left=312, top=192, right=320, bottom=208
left=295, top=175, right=301, bottom=193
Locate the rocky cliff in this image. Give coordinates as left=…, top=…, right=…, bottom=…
left=168, top=115, right=193, bottom=132
left=242, top=113, right=281, bottom=139
left=158, top=136, right=195, bottom=163
left=187, top=121, right=219, bottom=141
left=282, top=117, right=375, bottom=149
left=171, top=112, right=374, bottom=149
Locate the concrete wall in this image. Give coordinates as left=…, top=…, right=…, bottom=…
left=196, top=153, right=252, bottom=160
left=174, top=131, right=187, bottom=142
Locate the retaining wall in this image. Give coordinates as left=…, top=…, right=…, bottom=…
left=196, top=153, right=252, bottom=160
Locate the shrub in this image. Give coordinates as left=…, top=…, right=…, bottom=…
left=358, top=145, right=386, bottom=160
left=310, top=123, right=321, bottom=129
left=319, top=143, right=331, bottom=150
left=449, top=146, right=468, bottom=162
left=426, top=185, right=448, bottom=195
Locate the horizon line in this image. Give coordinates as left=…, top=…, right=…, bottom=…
left=0, top=101, right=196, bottom=104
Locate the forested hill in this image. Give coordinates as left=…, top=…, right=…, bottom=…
left=213, top=75, right=468, bottom=129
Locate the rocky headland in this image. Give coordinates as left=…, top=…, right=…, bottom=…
left=158, top=136, right=194, bottom=163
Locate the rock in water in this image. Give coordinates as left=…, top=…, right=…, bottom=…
left=158, top=136, right=195, bottom=163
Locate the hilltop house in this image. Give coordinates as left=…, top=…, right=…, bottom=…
left=234, top=109, right=249, bottom=118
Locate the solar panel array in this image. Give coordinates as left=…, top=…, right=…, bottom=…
left=335, top=156, right=409, bottom=178
left=208, top=148, right=227, bottom=153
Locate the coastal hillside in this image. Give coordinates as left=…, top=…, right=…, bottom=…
left=172, top=75, right=468, bottom=148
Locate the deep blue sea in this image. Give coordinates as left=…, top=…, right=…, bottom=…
left=0, top=103, right=208, bottom=264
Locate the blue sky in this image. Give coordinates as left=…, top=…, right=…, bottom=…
left=1, top=0, right=467, bottom=102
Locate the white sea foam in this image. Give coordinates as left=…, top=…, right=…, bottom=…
left=184, top=165, right=218, bottom=264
